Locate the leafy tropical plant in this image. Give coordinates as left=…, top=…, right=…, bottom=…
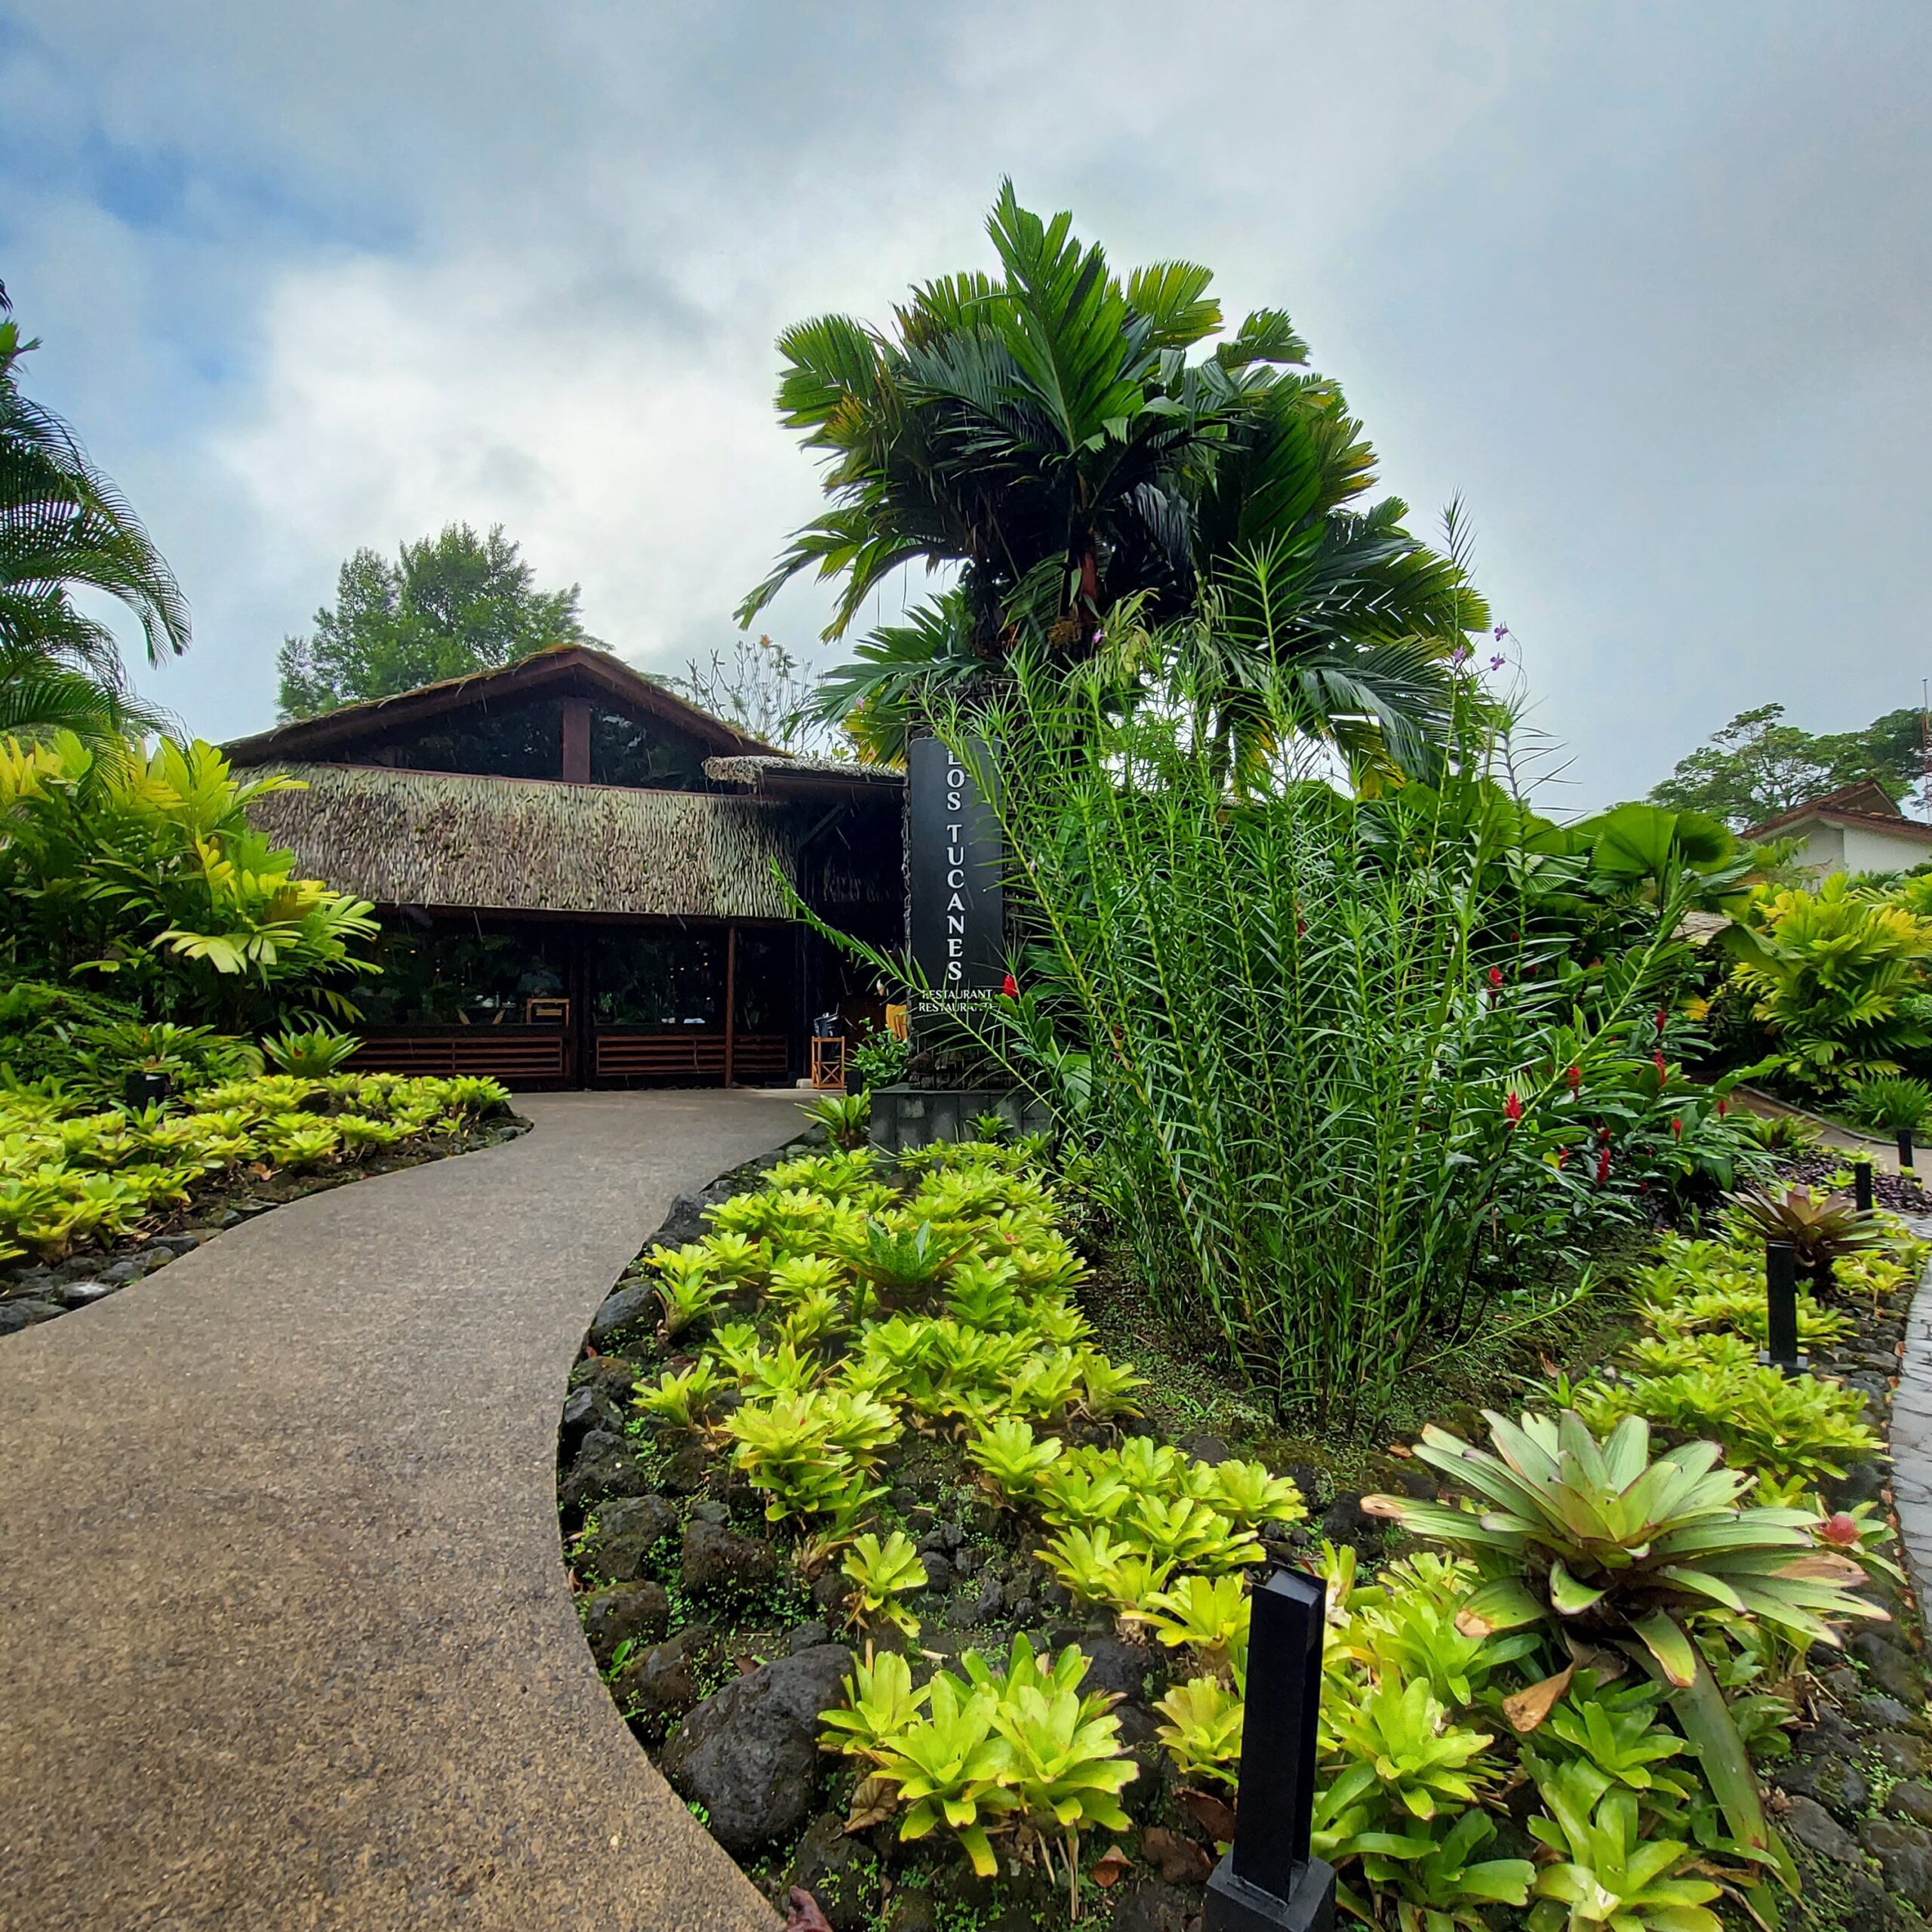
left=1153, top=1675, right=1246, bottom=1788
left=801, top=1091, right=870, bottom=1150
left=634, top=1359, right=725, bottom=1430
left=841, top=1531, right=928, bottom=1638
left=1845, top=1072, right=1932, bottom=1134
left=0, top=294, right=187, bottom=743
left=0, top=734, right=378, bottom=1026
left=1524, top=1759, right=1722, bottom=1932
left=743, top=181, right=1483, bottom=762
left=1724, top=875, right=1932, bottom=1089
left=1362, top=1409, right=1880, bottom=1863
left=262, top=1026, right=361, bottom=1077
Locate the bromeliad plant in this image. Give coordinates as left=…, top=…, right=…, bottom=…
left=841, top=1530, right=928, bottom=1638
left=1363, top=1409, right=1883, bottom=1868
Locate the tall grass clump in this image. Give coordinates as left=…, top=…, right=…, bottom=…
left=924, top=657, right=1744, bottom=1428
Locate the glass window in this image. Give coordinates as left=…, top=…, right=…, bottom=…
left=370, top=697, right=562, bottom=779
left=589, top=709, right=711, bottom=789
left=592, top=928, right=721, bottom=1026
left=358, top=918, right=570, bottom=1026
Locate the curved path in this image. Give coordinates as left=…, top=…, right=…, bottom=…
left=0, top=1090, right=801, bottom=1932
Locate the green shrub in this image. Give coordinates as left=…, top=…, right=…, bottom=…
left=1846, top=1072, right=1932, bottom=1134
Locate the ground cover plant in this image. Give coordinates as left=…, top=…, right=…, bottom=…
left=0, top=1061, right=513, bottom=1321
left=560, top=1112, right=1927, bottom=1932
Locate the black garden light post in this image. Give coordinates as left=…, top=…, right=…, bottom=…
left=123, top=1069, right=171, bottom=1110
left=1204, top=1568, right=1336, bottom=1932
left=1854, top=1159, right=1875, bottom=1214
left=1899, top=1128, right=1917, bottom=1174
left=1761, top=1239, right=1804, bottom=1377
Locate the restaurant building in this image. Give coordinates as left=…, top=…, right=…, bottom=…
left=226, top=645, right=903, bottom=1088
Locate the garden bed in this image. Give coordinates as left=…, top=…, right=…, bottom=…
left=556, top=1130, right=1932, bottom=1932
left=0, top=1072, right=524, bottom=1334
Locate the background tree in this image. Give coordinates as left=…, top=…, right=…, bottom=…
left=669, top=632, right=844, bottom=755
left=0, top=280, right=183, bottom=747
left=276, top=522, right=601, bottom=718
left=1650, top=701, right=1930, bottom=829
left=742, top=182, right=1484, bottom=763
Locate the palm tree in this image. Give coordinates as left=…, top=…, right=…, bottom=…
left=0, top=281, right=185, bottom=746
left=741, top=183, right=1484, bottom=768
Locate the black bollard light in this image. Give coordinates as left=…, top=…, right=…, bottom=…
left=123, top=1069, right=171, bottom=1110
left=1204, top=1568, right=1337, bottom=1932
left=1761, top=1239, right=1803, bottom=1377
left=1900, top=1128, right=1917, bottom=1174
left=1854, top=1159, right=1875, bottom=1214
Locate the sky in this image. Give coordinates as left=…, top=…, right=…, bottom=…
left=3, top=1, right=1928, bottom=812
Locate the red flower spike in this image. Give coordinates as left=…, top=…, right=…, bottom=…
left=1001, top=973, right=1018, bottom=998
left=1566, top=1064, right=1582, bottom=1094
left=1595, top=1146, right=1612, bottom=1183
left=1504, top=1092, right=1523, bottom=1125
left=1716, top=1096, right=1728, bottom=1117
left=1487, top=967, right=1504, bottom=991
left=1671, top=1117, right=1683, bottom=1140
left=1655, top=1008, right=1669, bottom=1030
left=1654, top=1051, right=1668, bottom=1084
left=1820, top=1512, right=1863, bottom=1549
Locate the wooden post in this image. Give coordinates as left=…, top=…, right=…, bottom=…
left=561, top=699, right=592, bottom=782
left=723, top=924, right=737, bottom=1088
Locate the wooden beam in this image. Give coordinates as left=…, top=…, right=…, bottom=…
left=723, top=924, right=738, bottom=1088
left=560, top=699, right=592, bottom=782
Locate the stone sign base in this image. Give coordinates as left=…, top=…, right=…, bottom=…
left=866, top=1084, right=1051, bottom=1155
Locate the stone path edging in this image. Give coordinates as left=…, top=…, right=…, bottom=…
left=1893, top=1250, right=1932, bottom=1611
left=0, top=1089, right=800, bottom=1932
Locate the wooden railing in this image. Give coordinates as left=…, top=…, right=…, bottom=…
left=347, top=1027, right=568, bottom=1083
left=594, top=1031, right=788, bottom=1081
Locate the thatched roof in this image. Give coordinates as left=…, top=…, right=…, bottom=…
left=248, top=764, right=797, bottom=919
left=704, top=753, right=904, bottom=797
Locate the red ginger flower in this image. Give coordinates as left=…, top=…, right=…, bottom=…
left=1001, top=972, right=1019, bottom=998
left=1595, top=1146, right=1612, bottom=1183
left=1504, top=1092, right=1523, bottom=1125
left=1671, top=1116, right=1683, bottom=1140
left=1567, top=1064, right=1582, bottom=1094
left=1654, top=1051, right=1668, bottom=1083
left=1819, top=1512, right=1863, bottom=1549
left=1487, top=967, right=1504, bottom=990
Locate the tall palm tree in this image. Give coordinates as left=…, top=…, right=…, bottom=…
left=741, top=183, right=1484, bottom=767
left=0, top=281, right=184, bottom=746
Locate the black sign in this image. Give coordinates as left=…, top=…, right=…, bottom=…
left=908, top=736, right=1003, bottom=1006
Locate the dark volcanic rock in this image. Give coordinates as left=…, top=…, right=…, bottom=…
left=659, top=1438, right=712, bottom=1495
left=558, top=1431, right=661, bottom=1518
left=1857, top=1695, right=1925, bottom=1734
left=587, top=1281, right=658, bottom=1348
left=571, top=1353, right=645, bottom=1407
left=1069, top=1636, right=1168, bottom=1706
left=0, top=1297, right=63, bottom=1334
left=918, top=1552, right=956, bottom=1595
left=1875, top=1732, right=1930, bottom=1780
left=1893, top=1784, right=1932, bottom=1829
left=613, top=1623, right=716, bottom=1737
left=1783, top=1795, right=1860, bottom=1863
left=680, top=1517, right=779, bottom=1596
left=660, top=1644, right=854, bottom=1856
left=1774, top=1752, right=1869, bottom=1823
left=1177, top=1432, right=1229, bottom=1466
left=785, top=1811, right=881, bottom=1932
left=786, top=1620, right=832, bottom=1656
left=576, top=1494, right=679, bottom=1583
left=1860, top=1818, right=1932, bottom=1914
left=57, top=1277, right=121, bottom=1309
left=560, top=1383, right=624, bottom=1457
left=1854, top=1631, right=1926, bottom=1704
left=1321, top=1492, right=1384, bottom=1546
left=1109, top=1876, right=1198, bottom=1932
left=580, top=1581, right=671, bottom=1668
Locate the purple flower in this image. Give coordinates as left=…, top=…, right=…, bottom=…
left=1488, top=654, right=1506, bottom=670
left=1450, top=643, right=1472, bottom=666
left=1493, top=623, right=1509, bottom=640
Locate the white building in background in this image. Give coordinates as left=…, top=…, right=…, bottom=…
left=1746, top=780, right=1932, bottom=875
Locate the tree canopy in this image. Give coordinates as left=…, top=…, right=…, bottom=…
left=276, top=522, right=601, bottom=718
left=1648, top=702, right=1929, bottom=829
left=743, top=181, right=1484, bottom=764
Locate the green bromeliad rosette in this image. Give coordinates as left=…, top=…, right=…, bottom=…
left=1363, top=1407, right=1886, bottom=1906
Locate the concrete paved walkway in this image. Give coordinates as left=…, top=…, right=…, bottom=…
left=1893, top=1253, right=1932, bottom=1611
left=0, top=1090, right=802, bottom=1932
